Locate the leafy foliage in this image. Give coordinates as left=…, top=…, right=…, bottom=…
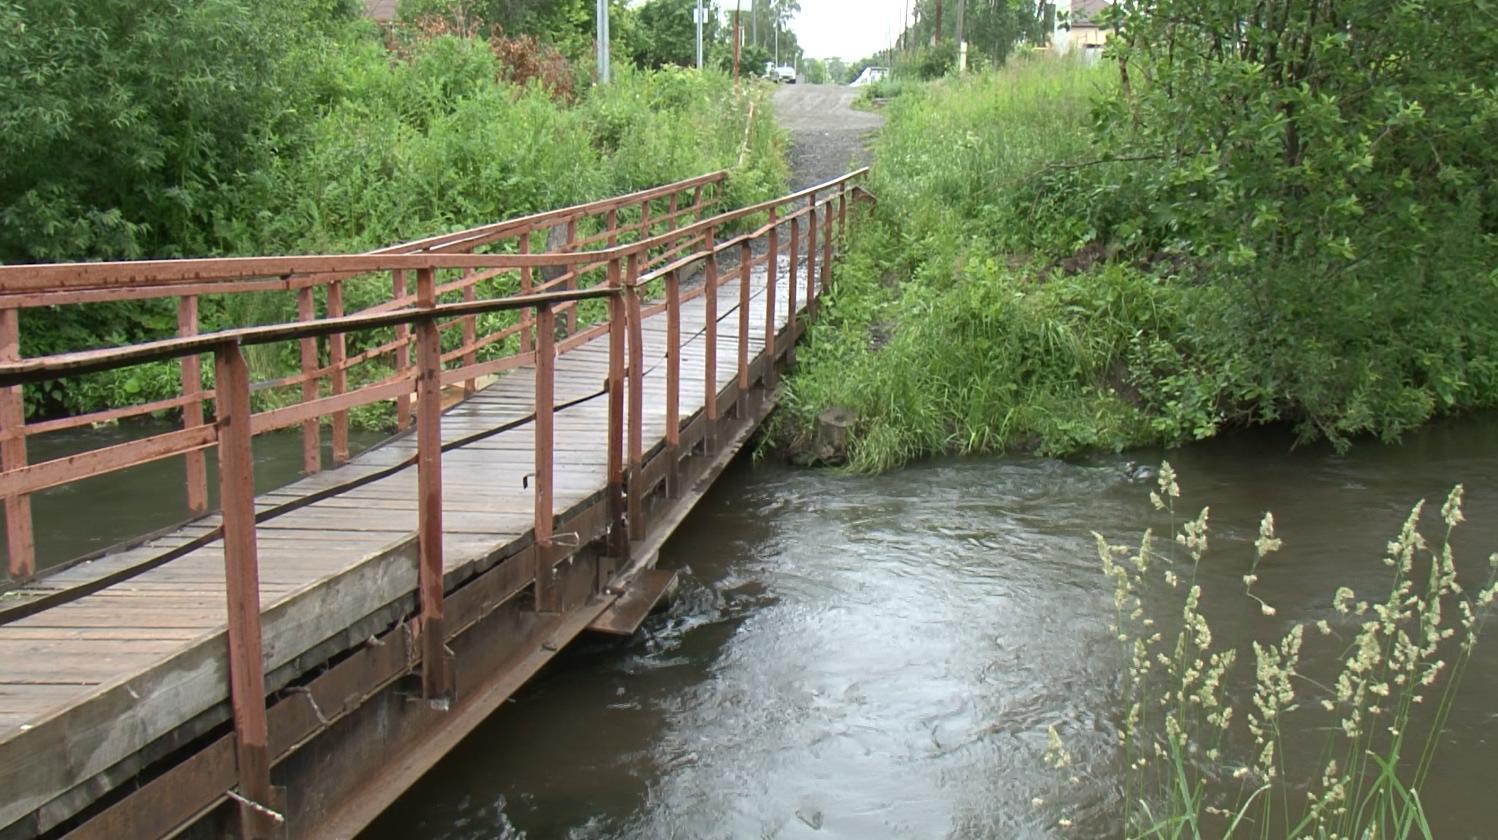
left=782, top=39, right=1498, bottom=469
left=8, top=1, right=787, bottom=421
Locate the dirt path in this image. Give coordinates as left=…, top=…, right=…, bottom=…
left=772, top=84, right=884, bottom=190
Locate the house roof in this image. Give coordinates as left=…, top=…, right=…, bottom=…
left=1069, top=0, right=1111, bottom=27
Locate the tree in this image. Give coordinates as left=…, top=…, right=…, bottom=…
left=0, top=0, right=346, bottom=263
left=631, top=0, right=717, bottom=68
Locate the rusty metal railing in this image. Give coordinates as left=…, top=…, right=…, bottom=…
left=0, top=167, right=870, bottom=838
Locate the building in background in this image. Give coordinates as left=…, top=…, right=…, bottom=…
left=1052, top=0, right=1111, bottom=59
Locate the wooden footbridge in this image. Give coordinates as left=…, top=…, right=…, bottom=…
left=0, top=169, right=871, bottom=839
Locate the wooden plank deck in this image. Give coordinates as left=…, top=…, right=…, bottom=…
left=0, top=254, right=808, bottom=832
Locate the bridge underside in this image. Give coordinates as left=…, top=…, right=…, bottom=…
left=0, top=255, right=810, bottom=839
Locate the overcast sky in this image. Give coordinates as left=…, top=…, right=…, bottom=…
left=784, top=0, right=911, bottom=61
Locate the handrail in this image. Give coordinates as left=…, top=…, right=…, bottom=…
left=0, top=169, right=873, bottom=835
left=369, top=170, right=728, bottom=256
left=0, top=169, right=867, bottom=296
left=0, top=286, right=618, bottom=387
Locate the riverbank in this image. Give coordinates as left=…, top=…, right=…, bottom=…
left=777, top=56, right=1498, bottom=471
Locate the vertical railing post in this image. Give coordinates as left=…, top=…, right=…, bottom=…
left=327, top=282, right=350, bottom=465
left=519, top=234, right=535, bottom=354
left=605, top=259, right=629, bottom=561
left=788, top=215, right=800, bottom=363
left=625, top=254, right=645, bottom=540
left=177, top=296, right=209, bottom=514
left=639, top=199, right=653, bottom=242
left=213, top=342, right=277, bottom=839
left=765, top=206, right=779, bottom=387
left=534, top=302, right=559, bottom=612
left=606, top=208, right=619, bottom=247
left=296, top=287, right=321, bottom=475
left=0, top=307, right=33, bottom=580
left=668, top=192, right=680, bottom=239
left=806, top=196, right=819, bottom=318
left=691, top=185, right=706, bottom=222
left=665, top=268, right=682, bottom=498
left=737, top=240, right=751, bottom=404
left=822, top=195, right=835, bottom=294
left=414, top=267, right=452, bottom=703
left=703, top=228, right=719, bottom=454
left=564, top=218, right=580, bottom=336
left=393, top=270, right=413, bottom=432
left=839, top=185, right=849, bottom=244
left=461, top=267, right=478, bottom=397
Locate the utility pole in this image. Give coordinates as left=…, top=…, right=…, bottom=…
left=956, top=0, right=967, bottom=69
left=933, top=0, right=943, bottom=45
left=733, top=1, right=742, bottom=87
left=595, top=0, right=611, bottom=83
left=752, top=0, right=759, bottom=48
left=695, top=0, right=705, bottom=69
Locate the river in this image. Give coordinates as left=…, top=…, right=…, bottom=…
left=360, top=414, right=1498, bottom=839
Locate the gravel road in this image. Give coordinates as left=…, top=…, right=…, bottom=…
left=772, top=84, right=884, bottom=189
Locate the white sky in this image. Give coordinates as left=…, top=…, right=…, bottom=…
left=780, top=0, right=912, bottom=61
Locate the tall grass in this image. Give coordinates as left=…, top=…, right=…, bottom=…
left=780, top=58, right=1172, bottom=470
left=1072, top=466, right=1498, bottom=838
left=779, top=50, right=1498, bottom=469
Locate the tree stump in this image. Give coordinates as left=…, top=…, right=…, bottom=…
left=813, top=407, right=857, bottom=465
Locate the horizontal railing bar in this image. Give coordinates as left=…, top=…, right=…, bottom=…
left=0, top=425, right=217, bottom=498
left=0, top=253, right=609, bottom=294
left=250, top=376, right=415, bottom=436
left=0, top=171, right=863, bottom=299
left=1, top=390, right=214, bottom=442
left=369, top=171, right=727, bottom=256
left=0, top=287, right=621, bottom=386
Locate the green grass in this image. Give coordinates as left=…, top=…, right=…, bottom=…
left=778, top=53, right=1498, bottom=470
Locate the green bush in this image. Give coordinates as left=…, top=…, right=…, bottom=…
left=783, top=40, right=1498, bottom=468
left=9, top=5, right=787, bottom=422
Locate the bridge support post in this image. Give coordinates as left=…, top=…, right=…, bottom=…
left=737, top=241, right=751, bottom=413
left=296, top=287, right=321, bottom=476
left=665, top=269, right=682, bottom=499
left=625, top=257, right=645, bottom=545
left=605, top=259, right=630, bottom=564
left=415, top=268, right=453, bottom=703
left=787, top=216, right=800, bottom=361
left=214, top=342, right=280, bottom=840
left=328, top=282, right=350, bottom=465
left=177, top=296, right=210, bottom=514
left=0, top=307, right=33, bottom=580
left=822, top=196, right=834, bottom=295
left=806, top=199, right=818, bottom=318
left=393, top=270, right=413, bottom=432
left=765, top=207, right=779, bottom=387
left=703, top=229, right=720, bottom=455
left=534, top=302, right=562, bottom=613
left=839, top=188, right=849, bottom=247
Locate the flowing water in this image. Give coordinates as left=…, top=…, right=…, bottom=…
left=361, top=414, right=1498, bottom=840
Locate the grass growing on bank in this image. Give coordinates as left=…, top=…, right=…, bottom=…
left=780, top=53, right=1498, bottom=471
left=1064, top=467, right=1498, bottom=838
